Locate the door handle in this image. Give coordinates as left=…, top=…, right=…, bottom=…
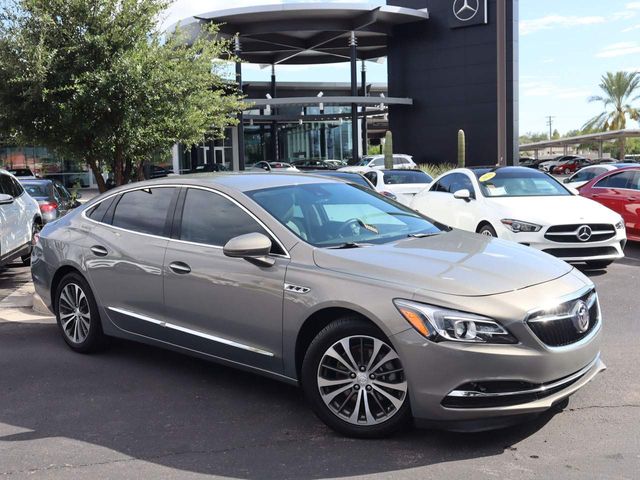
left=169, top=262, right=191, bottom=274
left=90, top=245, right=108, bottom=257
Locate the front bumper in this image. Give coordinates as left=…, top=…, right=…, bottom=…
left=499, top=226, right=626, bottom=263
left=392, top=317, right=603, bottom=425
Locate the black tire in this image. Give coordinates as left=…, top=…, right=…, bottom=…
left=478, top=223, right=497, bottom=237
left=21, top=220, right=41, bottom=266
left=301, top=317, right=412, bottom=438
left=54, top=272, right=106, bottom=353
left=585, top=260, right=613, bottom=269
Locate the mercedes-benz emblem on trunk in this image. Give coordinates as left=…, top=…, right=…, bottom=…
left=572, top=300, right=590, bottom=334
left=453, top=0, right=479, bottom=22
left=577, top=225, right=592, bottom=242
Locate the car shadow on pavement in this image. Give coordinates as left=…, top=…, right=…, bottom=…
left=0, top=321, right=565, bottom=479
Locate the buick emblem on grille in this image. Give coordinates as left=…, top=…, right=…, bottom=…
left=577, top=225, right=592, bottom=242
left=572, top=300, right=590, bottom=334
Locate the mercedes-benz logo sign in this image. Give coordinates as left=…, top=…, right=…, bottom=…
left=453, top=0, right=480, bottom=22
left=577, top=225, right=592, bottom=242
left=572, top=300, right=590, bottom=334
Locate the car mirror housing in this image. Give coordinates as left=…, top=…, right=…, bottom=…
left=563, top=178, right=570, bottom=184
left=0, top=194, right=14, bottom=205
left=453, top=189, right=471, bottom=201
left=223, top=232, right=275, bottom=267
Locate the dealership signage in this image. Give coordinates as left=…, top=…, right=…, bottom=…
left=450, top=0, right=488, bottom=28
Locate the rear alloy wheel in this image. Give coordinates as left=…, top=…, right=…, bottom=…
left=564, top=168, right=571, bottom=175
left=55, top=273, right=106, bottom=353
left=302, top=318, right=411, bottom=438
left=478, top=224, right=497, bottom=237
left=21, top=221, right=41, bottom=266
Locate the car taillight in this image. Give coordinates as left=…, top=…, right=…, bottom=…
left=39, top=201, right=58, bottom=213
left=380, top=191, right=398, bottom=200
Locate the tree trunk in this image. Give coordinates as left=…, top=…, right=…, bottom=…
left=619, top=137, right=626, bottom=161
left=87, top=158, right=107, bottom=193
left=114, top=144, right=125, bottom=186
left=123, top=156, right=133, bottom=185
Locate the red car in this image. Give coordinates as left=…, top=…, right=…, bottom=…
left=579, top=166, right=640, bottom=241
left=552, top=157, right=591, bottom=175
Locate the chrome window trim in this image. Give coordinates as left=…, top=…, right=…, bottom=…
left=81, top=183, right=290, bottom=258
left=107, top=306, right=275, bottom=357
left=446, top=354, right=600, bottom=399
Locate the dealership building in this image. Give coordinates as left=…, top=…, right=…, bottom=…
left=0, top=0, right=519, bottom=183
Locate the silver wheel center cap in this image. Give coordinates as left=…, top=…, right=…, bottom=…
left=356, top=372, right=368, bottom=386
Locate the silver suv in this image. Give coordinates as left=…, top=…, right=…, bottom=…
left=32, top=173, right=605, bottom=437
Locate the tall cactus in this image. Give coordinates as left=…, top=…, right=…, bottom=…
left=457, top=129, right=466, bottom=168
left=384, top=131, right=393, bottom=169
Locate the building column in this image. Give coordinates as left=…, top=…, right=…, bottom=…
left=598, top=141, right=604, bottom=158
left=270, top=64, right=278, bottom=162
left=171, top=143, right=180, bottom=175
left=235, top=37, right=245, bottom=171
left=360, top=60, right=368, bottom=157
left=349, top=31, right=359, bottom=164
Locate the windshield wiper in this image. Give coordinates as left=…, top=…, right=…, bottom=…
left=408, top=232, right=441, bottom=238
left=327, top=242, right=375, bottom=249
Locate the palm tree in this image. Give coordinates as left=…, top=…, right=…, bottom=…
left=583, top=71, right=640, bottom=159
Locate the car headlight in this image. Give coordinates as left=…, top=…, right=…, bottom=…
left=501, top=219, right=542, bottom=233
left=615, top=220, right=625, bottom=230
left=393, top=299, right=517, bottom=344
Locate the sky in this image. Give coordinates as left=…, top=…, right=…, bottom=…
left=163, top=0, right=640, bottom=136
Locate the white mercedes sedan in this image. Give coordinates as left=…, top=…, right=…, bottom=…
left=361, top=168, right=432, bottom=206
left=410, top=166, right=627, bottom=268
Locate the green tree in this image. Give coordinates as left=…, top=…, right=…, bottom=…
left=583, top=71, right=640, bottom=160
left=0, top=0, right=244, bottom=191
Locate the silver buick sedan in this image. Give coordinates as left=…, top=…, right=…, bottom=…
left=31, top=173, right=605, bottom=437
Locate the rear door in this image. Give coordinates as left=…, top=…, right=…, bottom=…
left=163, top=187, right=289, bottom=372
left=83, top=186, right=179, bottom=336
left=591, top=171, right=636, bottom=220
left=624, top=172, right=640, bottom=238
left=0, top=173, right=23, bottom=254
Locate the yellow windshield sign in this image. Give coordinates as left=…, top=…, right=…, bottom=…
left=479, top=172, right=496, bottom=182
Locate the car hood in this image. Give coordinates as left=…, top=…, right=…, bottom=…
left=313, top=230, right=573, bottom=297
left=485, top=195, right=621, bottom=224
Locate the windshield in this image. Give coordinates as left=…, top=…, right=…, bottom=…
left=21, top=182, right=50, bottom=197
left=246, top=183, right=443, bottom=247
left=383, top=170, right=433, bottom=184
left=357, top=157, right=374, bottom=166
left=474, top=168, right=571, bottom=198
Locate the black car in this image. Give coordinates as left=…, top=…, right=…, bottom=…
left=305, top=170, right=375, bottom=189
left=290, top=159, right=339, bottom=170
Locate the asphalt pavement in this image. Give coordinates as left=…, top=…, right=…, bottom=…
left=0, top=245, right=639, bottom=479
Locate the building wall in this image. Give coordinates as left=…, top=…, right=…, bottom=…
left=387, top=0, right=518, bottom=166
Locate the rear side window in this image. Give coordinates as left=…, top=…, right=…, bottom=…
left=594, top=171, right=635, bottom=189
left=111, top=187, right=177, bottom=236
left=87, top=196, right=116, bottom=223
left=0, top=174, right=22, bottom=197
left=431, top=173, right=473, bottom=194
left=178, top=188, right=280, bottom=251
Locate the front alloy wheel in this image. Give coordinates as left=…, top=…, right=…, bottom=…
left=302, top=318, right=411, bottom=437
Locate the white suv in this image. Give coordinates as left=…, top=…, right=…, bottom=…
left=339, top=154, right=417, bottom=173
left=0, top=169, right=42, bottom=266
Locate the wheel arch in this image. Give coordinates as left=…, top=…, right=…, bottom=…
left=294, top=307, right=385, bottom=380
left=50, top=264, right=85, bottom=310
left=476, top=220, right=495, bottom=233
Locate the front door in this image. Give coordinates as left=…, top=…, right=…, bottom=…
left=83, top=186, right=179, bottom=335
left=214, top=147, right=225, bottom=166
left=163, top=187, right=289, bottom=372
left=0, top=173, right=29, bottom=254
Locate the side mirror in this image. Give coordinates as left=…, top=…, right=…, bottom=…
left=453, top=189, right=472, bottom=201
left=0, top=194, right=14, bottom=205
left=223, top=232, right=275, bottom=267
left=563, top=178, right=571, bottom=184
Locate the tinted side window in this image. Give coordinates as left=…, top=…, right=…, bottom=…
left=10, top=177, right=24, bottom=196
left=87, top=196, right=116, bottom=223
left=112, top=187, right=176, bottom=236
left=179, top=188, right=277, bottom=251
left=364, top=171, right=378, bottom=185
left=595, top=172, right=635, bottom=189
left=371, top=157, right=384, bottom=167
left=431, top=174, right=454, bottom=193
left=0, top=174, right=12, bottom=195
left=447, top=173, right=475, bottom=195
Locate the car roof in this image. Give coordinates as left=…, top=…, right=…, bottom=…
left=18, top=178, right=53, bottom=184
left=105, top=172, right=345, bottom=195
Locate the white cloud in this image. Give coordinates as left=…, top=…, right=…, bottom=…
left=521, top=80, right=590, bottom=100
left=596, top=41, right=640, bottom=58
left=627, top=2, right=640, bottom=10
left=520, top=15, right=605, bottom=36
left=623, top=23, right=640, bottom=31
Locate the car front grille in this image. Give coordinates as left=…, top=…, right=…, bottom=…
left=526, top=289, right=600, bottom=348
left=544, top=224, right=616, bottom=243
left=542, top=246, right=618, bottom=258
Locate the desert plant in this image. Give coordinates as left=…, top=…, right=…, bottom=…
left=419, top=163, right=456, bottom=179
left=457, top=129, right=466, bottom=168
left=383, top=131, right=393, bottom=169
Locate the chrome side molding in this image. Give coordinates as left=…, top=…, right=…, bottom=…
left=107, top=306, right=274, bottom=357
